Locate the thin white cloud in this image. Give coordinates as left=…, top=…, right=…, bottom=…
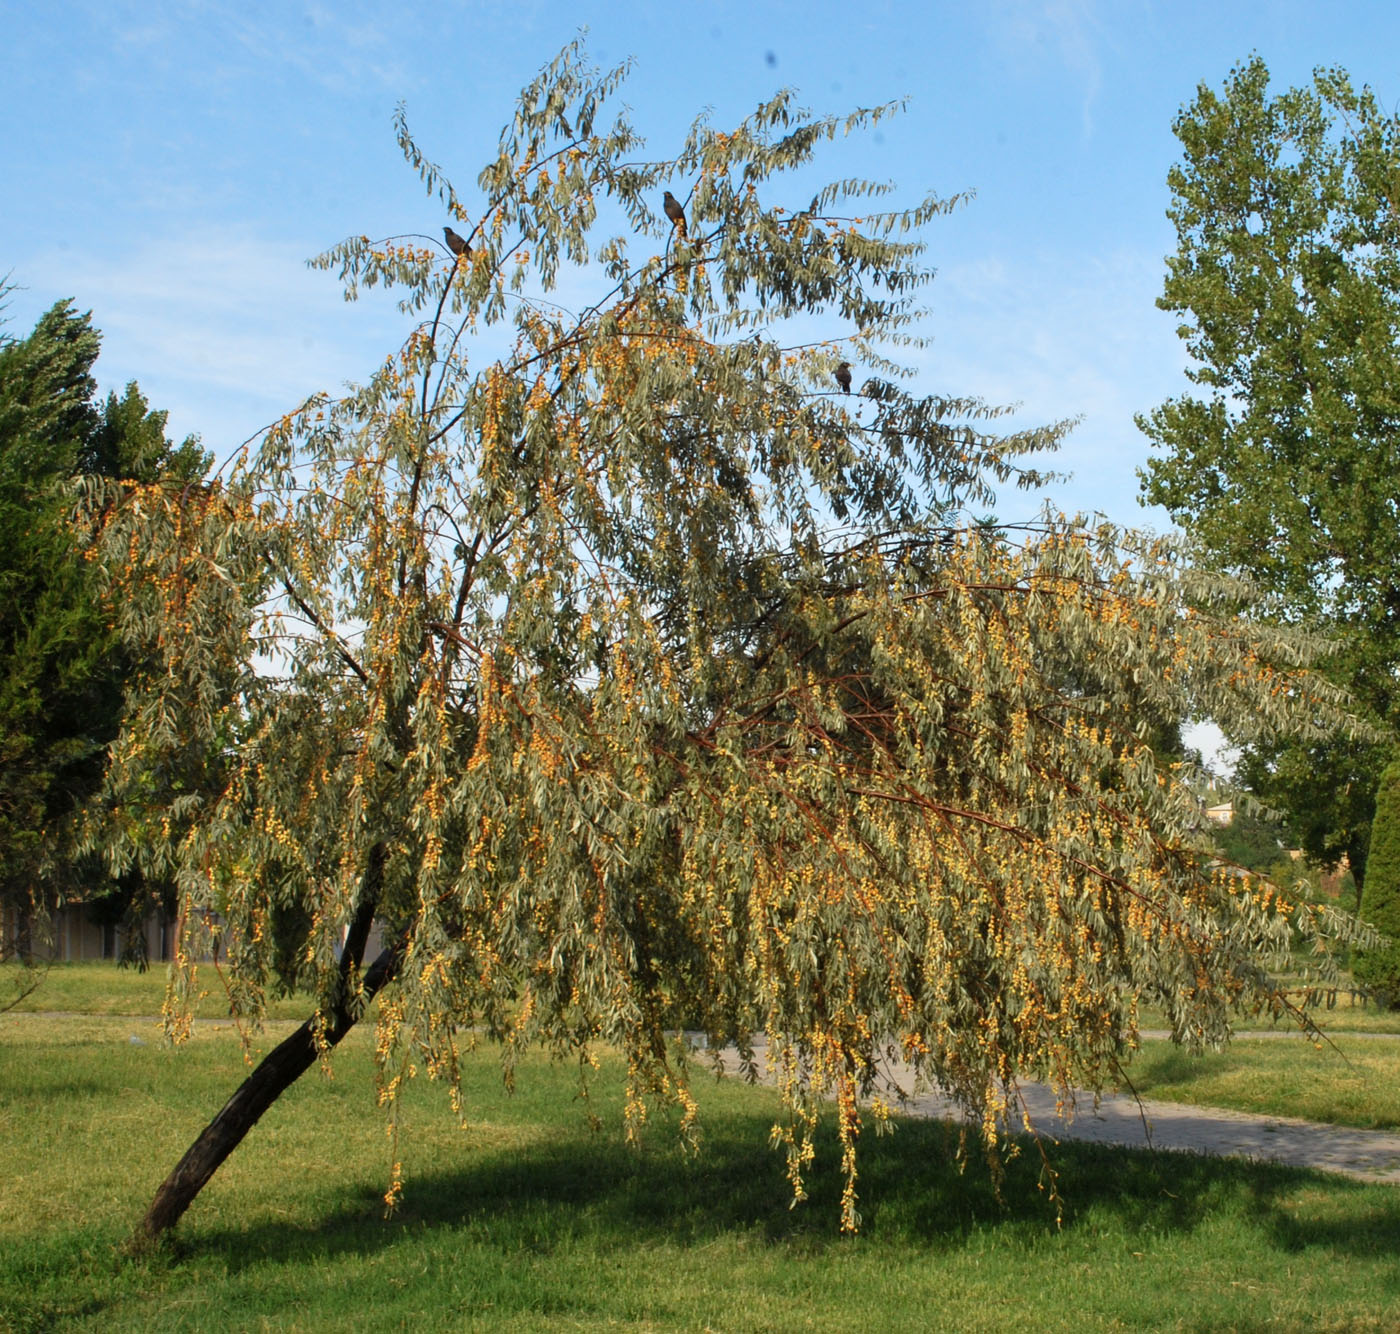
left=984, top=0, right=1119, bottom=138
left=925, top=241, right=1188, bottom=526
left=95, top=0, right=416, bottom=96
left=13, top=227, right=408, bottom=460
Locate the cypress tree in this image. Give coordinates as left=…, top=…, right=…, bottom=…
left=1355, top=760, right=1400, bottom=1006
left=0, top=294, right=207, bottom=970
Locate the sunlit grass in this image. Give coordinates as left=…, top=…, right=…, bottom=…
left=1135, top=989, right=1400, bottom=1036
left=3, top=960, right=342, bottom=1022
left=1267, top=997, right=1400, bottom=1034
left=5, top=1011, right=1400, bottom=1331
left=1118, top=1036, right=1400, bottom=1129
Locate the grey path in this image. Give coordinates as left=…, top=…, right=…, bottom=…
left=704, top=1039, right=1400, bottom=1185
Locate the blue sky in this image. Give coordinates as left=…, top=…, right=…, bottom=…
left=6, top=0, right=1397, bottom=526
left=10, top=1, right=1397, bottom=767
left=0, top=0, right=1392, bottom=603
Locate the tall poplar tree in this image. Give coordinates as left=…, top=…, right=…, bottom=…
left=90, top=44, right=1368, bottom=1243
left=1138, top=56, right=1400, bottom=893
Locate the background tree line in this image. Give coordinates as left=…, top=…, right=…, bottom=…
left=0, top=287, right=206, bottom=995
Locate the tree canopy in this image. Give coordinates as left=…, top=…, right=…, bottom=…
left=0, top=292, right=206, bottom=979
left=88, top=43, right=1370, bottom=1240
left=1138, top=55, right=1400, bottom=889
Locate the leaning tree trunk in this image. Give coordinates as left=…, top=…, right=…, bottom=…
left=135, top=866, right=401, bottom=1244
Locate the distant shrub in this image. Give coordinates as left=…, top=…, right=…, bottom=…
left=1213, top=806, right=1290, bottom=873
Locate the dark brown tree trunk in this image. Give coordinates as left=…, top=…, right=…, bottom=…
left=135, top=854, right=400, bottom=1245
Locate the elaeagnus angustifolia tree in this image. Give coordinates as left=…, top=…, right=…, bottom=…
left=86, top=41, right=1369, bottom=1243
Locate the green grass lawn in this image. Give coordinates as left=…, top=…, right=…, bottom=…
left=1118, top=1036, right=1400, bottom=1130
left=5, top=1009, right=1400, bottom=1331
left=3, top=960, right=339, bottom=1022
left=1264, top=996, right=1400, bottom=1034
left=20, top=960, right=1400, bottom=1033
left=1135, top=991, right=1400, bottom=1035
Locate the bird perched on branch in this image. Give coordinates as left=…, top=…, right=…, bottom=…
left=663, top=191, right=687, bottom=239
left=834, top=362, right=852, bottom=395
left=443, top=226, right=471, bottom=260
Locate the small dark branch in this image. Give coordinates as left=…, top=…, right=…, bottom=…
left=337, top=844, right=385, bottom=998
left=428, top=620, right=481, bottom=657
left=421, top=246, right=460, bottom=423
left=272, top=565, right=369, bottom=685
left=0, top=954, right=48, bottom=1013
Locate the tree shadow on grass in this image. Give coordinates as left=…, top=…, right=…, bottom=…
left=186, top=1104, right=1400, bottom=1275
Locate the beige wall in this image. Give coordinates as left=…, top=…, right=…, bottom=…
left=6, top=903, right=384, bottom=966
left=3, top=903, right=176, bottom=963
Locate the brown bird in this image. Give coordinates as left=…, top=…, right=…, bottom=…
left=663, top=191, right=687, bottom=239
left=443, top=226, right=471, bottom=260
left=834, top=362, right=852, bottom=394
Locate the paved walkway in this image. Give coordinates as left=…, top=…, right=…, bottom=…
left=705, top=1039, right=1400, bottom=1185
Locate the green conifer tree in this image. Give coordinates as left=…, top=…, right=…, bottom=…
left=1355, top=761, right=1400, bottom=1005
left=0, top=293, right=207, bottom=977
